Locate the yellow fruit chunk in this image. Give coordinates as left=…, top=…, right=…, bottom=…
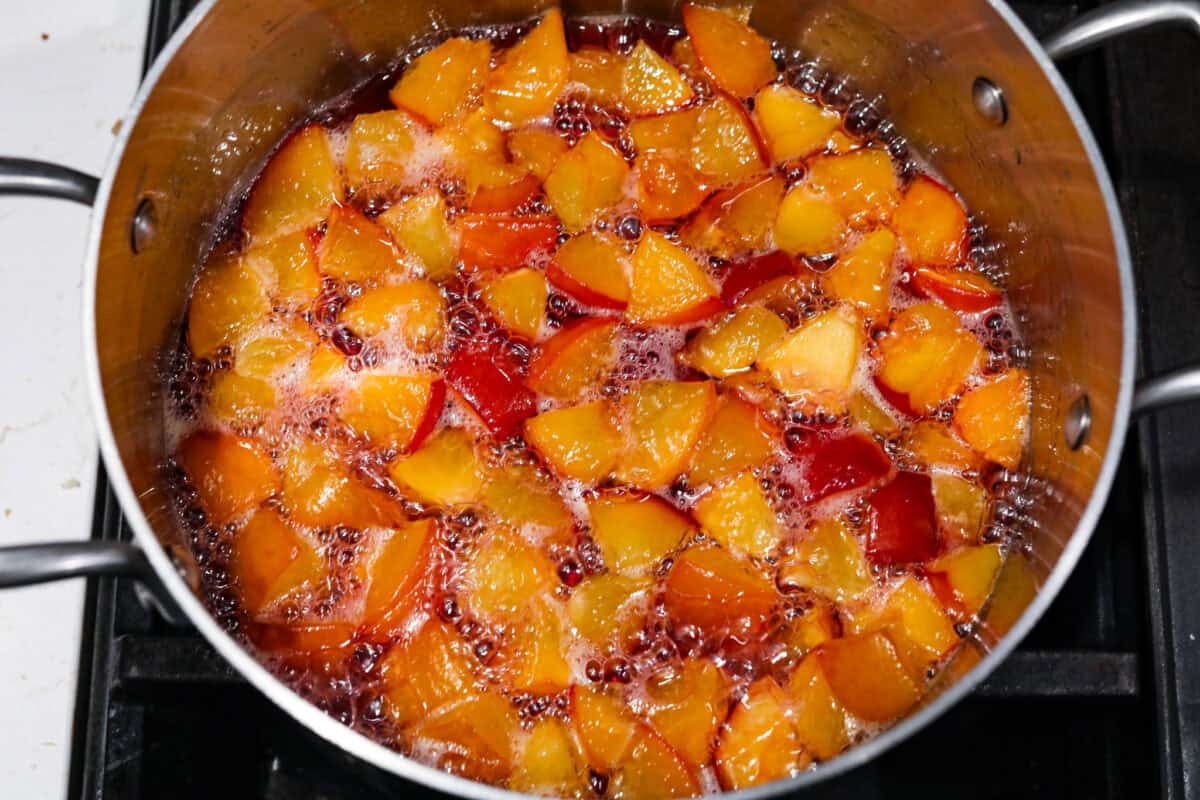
left=318, top=205, right=406, bottom=284
left=569, top=47, right=626, bottom=105
left=388, top=428, right=486, bottom=507
left=680, top=174, right=785, bottom=258
left=548, top=230, right=631, bottom=309
left=931, top=542, right=1004, bottom=618
left=689, top=95, right=766, bottom=186
left=504, top=599, right=572, bottom=693
left=244, top=230, right=321, bottom=308
left=683, top=4, right=778, bottom=98
left=341, top=374, right=442, bottom=452
left=527, top=318, right=620, bottom=401
left=341, top=280, right=445, bottom=350
left=482, top=267, right=547, bottom=339
left=615, top=380, right=718, bottom=488
left=208, top=371, right=275, bottom=428
left=567, top=572, right=651, bottom=645
left=878, top=302, right=984, bottom=414
left=780, top=601, right=841, bottom=657
left=381, top=620, right=478, bottom=728
left=953, top=368, right=1030, bottom=469
left=481, top=461, right=573, bottom=544
left=176, top=431, right=279, bottom=524
left=758, top=304, right=863, bottom=406
left=510, top=718, right=590, bottom=797
left=714, top=678, right=805, bottom=790
left=544, top=131, right=630, bottom=232
left=849, top=391, right=899, bottom=437
left=232, top=508, right=323, bottom=617
left=572, top=686, right=638, bottom=770
left=525, top=401, right=622, bottom=483
left=362, top=518, right=437, bottom=627
left=645, top=659, right=727, bottom=768
left=508, top=126, right=570, bottom=182
left=628, top=106, right=703, bottom=154
left=626, top=231, right=721, bottom=326
left=413, top=692, right=520, bottom=784
left=903, top=420, right=981, bottom=473
left=188, top=252, right=271, bottom=360
left=462, top=528, right=555, bottom=621
left=621, top=40, right=694, bottom=116
left=774, top=185, right=846, bottom=256
left=437, top=108, right=513, bottom=193
left=693, top=471, right=781, bottom=559
left=817, top=632, right=920, bottom=723
left=753, top=83, right=841, bottom=163
left=806, top=149, right=900, bottom=226
left=686, top=394, right=777, bottom=486
left=680, top=305, right=787, bottom=378
left=377, top=189, right=457, bottom=281
left=484, top=8, right=569, bottom=125
left=932, top=474, right=989, bottom=545
left=779, top=517, right=873, bottom=603
left=610, top=729, right=700, bottom=799
left=281, top=439, right=401, bottom=529
left=870, top=576, right=958, bottom=681
left=235, top=318, right=316, bottom=380
left=824, top=227, right=896, bottom=317
left=785, top=652, right=850, bottom=761
left=588, top=492, right=695, bottom=576
left=390, top=37, right=492, bottom=125
left=343, top=109, right=432, bottom=193
left=243, top=124, right=342, bottom=242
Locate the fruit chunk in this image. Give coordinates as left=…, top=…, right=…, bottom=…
left=446, top=336, right=536, bottom=437
left=568, top=572, right=651, bottom=645
left=615, top=380, right=718, bottom=488
left=232, top=508, right=322, bottom=616
left=877, top=302, right=985, bottom=414
left=719, top=250, right=798, bottom=305
left=635, top=152, right=710, bottom=223
left=176, top=431, right=279, bottom=524
left=817, top=632, right=920, bottom=723
left=689, top=95, right=767, bottom=186
left=903, top=420, right=981, bottom=473
left=381, top=620, right=478, bottom=728
left=789, top=431, right=891, bottom=503
left=664, top=546, right=777, bottom=635
left=525, top=401, right=622, bottom=483
left=376, top=189, right=457, bottom=281
left=779, top=517, right=873, bottom=603
left=544, top=132, right=631, bottom=232
left=932, top=474, right=989, bottom=545
left=244, top=230, right=321, bottom=308
left=871, top=576, right=958, bottom=680
left=569, top=47, right=627, bottom=105
left=341, top=280, right=445, bottom=350
left=390, top=37, right=491, bottom=125
left=911, top=267, right=1001, bottom=313
left=683, top=4, right=778, bottom=99
left=457, top=213, right=559, bottom=273
left=437, top=108, right=513, bottom=193
left=588, top=492, right=695, bottom=576
left=462, top=528, right=555, bottom=620
left=645, top=659, right=727, bottom=768
left=621, top=40, right=694, bottom=116
left=686, top=394, right=776, bottom=485
left=806, top=149, right=899, bottom=226
left=389, top=428, right=486, bottom=506
left=681, top=305, right=787, bottom=378
left=849, top=390, right=900, bottom=437
left=510, top=718, right=590, bottom=797
left=714, top=678, right=804, bottom=790
left=362, top=518, right=438, bottom=627
left=626, top=231, right=721, bottom=325
left=207, top=370, right=275, bottom=429
left=693, top=471, right=781, bottom=559
left=681, top=174, right=785, bottom=258
left=243, top=125, right=341, bottom=241
left=866, top=471, right=939, bottom=565
left=504, top=599, right=572, bottom=693
left=610, top=729, right=700, bottom=799
left=484, top=8, right=569, bottom=125
left=319, top=205, right=406, bottom=283
left=413, top=692, right=520, bottom=783
left=758, top=304, right=863, bottom=406
left=753, top=84, right=841, bottom=163
left=508, top=126, right=570, bottom=182
left=627, top=106, right=703, bottom=154
left=785, top=652, right=850, bottom=760
left=341, top=374, right=444, bottom=452
left=572, top=686, right=639, bottom=769
left=930, top=543, right=1003, bottom=617
left=824, top=228, right=896, bottom=317
left=281, top=439, right=401, bottom=529
left=481, top=462, right=573, bottom=543
left=469, top=174, right=543, bottom=214
left=774, top=186, right=846, bottom=256
left=188, top=252, right=271, bottom=359
left=481, top=267, right=547, bottom=339
left=953, top=368, right=1029, bottom=469
left=234, top=318, right=315, bottom=380
left=527, top=318, right=620, bottom=401
left=343, top=109, right=431, bottom=193
left=547, top=230, right=631, bottom=309
left=892, top=175, right=968, bottom=268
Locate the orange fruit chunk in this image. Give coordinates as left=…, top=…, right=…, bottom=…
left=953, top=368, right=1029, bottom=469
left=679, top=305, right=787, bottom=378
left=567, top=572, right=651, bottom=645
left=527, top=318, right=620, bottom=401
left=626, top=231, right=721, bottom=326
left=343, top=109, right=432, bottom=193
left=390, top=37, right=492, bottom=125
left=757, top=304, right=864, bottom=405
left=628, top=106, right=703, bottom=154
left=621, top=40, right=694, bottom=116
left=683, top=4, right=778, bottom=99
left=903, top=420, right=982, bottom=473
left=187, top=251, right=271, bottom=360
left=663, top=546, right=777, bottom=636
left=753, top=83, right=841, bottom=163
left=340, top=280, right=445, bottom=350
left=806, top=149, right=899, bottom=227
left=779, top=517, right=873, bottom=604
left=644, top=658, right=727, bottom=768
left=635, top=152, right=710, bottom=223
left=547, top=230, right=631, bottom=309
left=932, top=474, right=990, bottom=545
left=437, top=108, right=513, bottom=193
left=481, top=461, right=574, bottom=545
left=774, top=185, right=846, bottom=256
left=381, top=620, right=479, bottom=728
left=892, top=175, right=968, bottom=267
left=318, top=205, right=406, bottom=284
left=615, top=380, right=718, bottom=488
left=689, top=94, right=767, bottom=186
left=865, top=576, right=958, bottom=681
left=572, top=686, right=639, bottom=769
left=508, top=126, right=570, bottom=182
left=461, top=528, right=555, bottom=621
left=481, top=267, right=548, bottom=339
left=413, top=692, right=520, bottom=783
left=680, top=174, right=785, bottom=257
left=231, top=508, right=322, bottom=617
left=569, top=47, right=627, bottom=105
left=207, top=371, right=276, bottom=429
left=823, top=227, right=896, bottom=317
left=930, top=542, right=1004, bottom=617
left=503, top=598, right=572, bottom=693
left=362, top=518, right=438, bottom=628
left=281, top=439, right=401, bottom=529
left=849, top=390, right=900, bottom=437
left=242, top=124, right=341, bottom=242
left=341, top=374, right=444, bottom=452
left=525, top=400, right=622, bottom=483
left=686, top=393, right=776, bottom=486
left=610, top=728, right=700, bottom=799
left=376, top=189, right=457, bottom=281
left=510, top=717, right=591, bottom=797
left=877, top=301, right=984, bottom=414
left=388, top=427, right=487, bottom=507
left=544, top=131, right=631, bottom=232
left=484, top=8, right=569, bottom=125
left=588, top=492, right=695, bottom=576
left=785, top=652, right=850, bottom=760
left=693, top=471, right=781, bottom=559
left=817, top=632, right=920, bottom=723
left=714, top=678, right=805, bottom=790
left=176, top=430, right=279, bottom=524
left=244, top=230, right=321, bottom=309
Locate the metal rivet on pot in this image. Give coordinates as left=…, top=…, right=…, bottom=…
left=130, top=196, right=158, bottom=254
left=972, top=77, right=1008, bottom=126
left=1064, top=394, right=1092, bottom=450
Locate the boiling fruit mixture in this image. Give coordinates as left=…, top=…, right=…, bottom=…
left=165, top=5, right=1038, bottom=797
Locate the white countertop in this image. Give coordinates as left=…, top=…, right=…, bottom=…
left=0, top=1, right=149, bottom=795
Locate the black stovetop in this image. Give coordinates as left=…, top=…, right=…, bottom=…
left=67, top=1, right=1199, bottom=798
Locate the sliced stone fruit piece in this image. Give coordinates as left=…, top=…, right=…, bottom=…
left=510, top=717, right=591, bottom=798
left=527, top=317, right=620, bottom=401
left=663, top=545, right=777, bottom=636
left=774, top=185, right=846, bottom=257
left=877, top=301, right=985, bottom=414
left=571, top=685, right=639, bottom=770
left=341, top=374, right=444, bottom=452
left=343, top=109, right=433, bottom=194
left=823, top=227, right=896, bottom=317
left=692, top=471, right=781, bottom=559
left=412, top=692, right=521, bottom=784
left=609, top=728, right=700, bottom=800
left=243, top=124, right=342, bottom=242
left=187, top=251, right=271, bottom=360
left=758, top=304, right=863, bottom=408
left=753, top=83, right=841, bottom=163
left=615, top=380, right=718, bottom=489
left=508, top=126, right=570, bottom=182
left=281, top=439, right=402, bottom=529
left=680, top=174, right=785, bottom=258
left=626, top=231, right=722, bottom=326
left=817, top=631, right=920, bottom=723
left=567, top=572, right=652, bottom=645
left=340, top=279, right=445, bottom=350
left=689, top=94, right=767, bottom=187
left=176, top=431, right=279, bottom=524
left=457, top=213, right=559, bottom=273
left=805, top=149, right=899, bottom=227
left=785, top=651, right=850, bottom=761
left=866, top=471, right=940, bottom=566
left=388, top=427, right=487, bottom=507
left=686, top=394, right=777, bottom=486
left=446, top=335, right=537, bottom=437
left=525, top=400, right=622, bottom=484
left=376, top=189, right=457, bottom=281
left=621, top=40, right=694, bottom=116
left=362, top=518, right=439, bottom=629
left=779, top=517, right=873, bottom=604
left=929, top=542, right=1004, bottom=616
left=380, top=620, right=479, bottom=729
left=546, top=230, right=631, bottom=310
left=232, top=508, right=323, bottom=617
left=318, top=204, right=407, bottom=284
left=390, top=36, right=492, bottom=125
left=891, top=175, right=969, bottom=268
left=679, top=305, right=787, bottom=378
left=481, top=267, right=548, bottom=340
left=953, top=368, right=1029, bottom=469
left=484, top=8, right=569, bottom=125
left=588, top=492, right=695, bottom=576
left=714, top=677, right=806, bottom=790
left=644, top=658, right=728, bottom=768
left=683, top=3, right=778, bottom=99
left=569, top=47, right=627, bottom=106
left=545, top=131, right=631, bottom=232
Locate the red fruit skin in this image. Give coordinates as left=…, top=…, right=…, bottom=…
left=408, top=379, right=446, bottom=453
left=458, top=214, right=559, bottom=272
left=468, top=175, right=543, bottom=214
left=791, top=432, right=892, bottom=503
left=910, top=268, right=1002, bottom=313
left=545, top=262, right=627, bottom=310
left=865, top=471, right=940, bottom=565
left=719, top=251, right=797, bottom=305
left=445, top=338, right=536, bottom=437
left=872, top=374, right=917, bottom=419
left=652, top=295, right=726, bottom=326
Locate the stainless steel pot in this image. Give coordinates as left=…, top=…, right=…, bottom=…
left=2, top=0, right=1199, bottom=796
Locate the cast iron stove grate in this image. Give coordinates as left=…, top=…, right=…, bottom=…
left=66, top=1, right=1197, bottom=797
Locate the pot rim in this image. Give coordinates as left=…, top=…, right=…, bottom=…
left=80, top=1, right=1136, bottom=796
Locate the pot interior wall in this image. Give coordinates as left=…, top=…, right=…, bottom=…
left=94, top=0, right=1123, bottom=655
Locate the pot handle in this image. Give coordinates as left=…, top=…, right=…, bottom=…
left=1042, top=2, right=1200, bottom=415
left=0, top=157, right=99, bottom=205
